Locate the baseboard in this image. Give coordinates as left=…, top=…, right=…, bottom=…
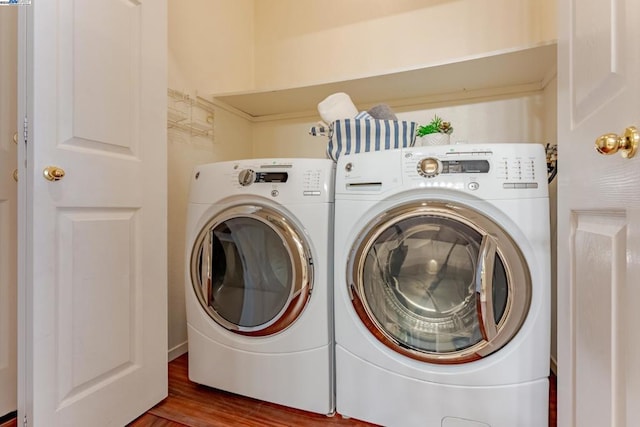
left=550, top=356, right=557, bottom=375
left=168, top=341, right=188, bottom=362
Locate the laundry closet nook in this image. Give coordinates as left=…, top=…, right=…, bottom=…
left=166, top=0, right=558, bottom=371
left=0, top=0, right=558, bottom=423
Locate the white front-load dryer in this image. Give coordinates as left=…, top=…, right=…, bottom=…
left=334, top=144, right=550, bottom=427
left=185, top=158, right=335, bottom=415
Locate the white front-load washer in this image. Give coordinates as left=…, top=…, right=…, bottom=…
left=334, top=144, right=550, bottom=427
left=185, top=158, right=335, bottom=415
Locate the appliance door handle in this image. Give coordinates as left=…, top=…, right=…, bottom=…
left=475, top=234, right=498, bottom=341
left=200, top=229, right=213, bottom=306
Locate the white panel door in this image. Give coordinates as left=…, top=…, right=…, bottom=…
left=17, top=1, right=168, bottom=426
left=0, top=6, right=18, bottom=419
left=557, top=0, right=640, bottom=426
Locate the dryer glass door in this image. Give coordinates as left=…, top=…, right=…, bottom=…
left=349, top=201, right=531, bottom=364
left=191, top=204, right=313, bottom=336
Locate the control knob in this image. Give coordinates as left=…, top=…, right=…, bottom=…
left=417, top=157, right=441, bottom=178
left=238, top=169, right=255, bottom=186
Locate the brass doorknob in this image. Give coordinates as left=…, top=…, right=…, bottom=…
left=13, top=169, right=18, bottom=182
left=595, top=126, right=639, bottom=159
left=43, top=166, right=65, bottom=181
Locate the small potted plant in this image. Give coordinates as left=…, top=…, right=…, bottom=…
left=416, top=115, right=453, bottom=146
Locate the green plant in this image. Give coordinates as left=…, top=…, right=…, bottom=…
left=417, top=115, right=453, bottom=136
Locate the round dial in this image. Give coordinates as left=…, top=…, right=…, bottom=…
left=417, top=158, right=441, bottom=178
left=238, top=169, right=255, bottom=186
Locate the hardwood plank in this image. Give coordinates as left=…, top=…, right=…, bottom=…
left=0, top=411, right=17, bottom=427
left=549, top=371, right=557, bottom=427
left=0, top=419, right=16, bottom=427
left=128, top=414, right=185, bottom=427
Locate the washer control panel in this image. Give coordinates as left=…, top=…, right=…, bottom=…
left=336, top=144, right=547, bottom=199
left=394, top=145, right=546, bottom=196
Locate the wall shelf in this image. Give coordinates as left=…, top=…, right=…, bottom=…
left=212, top=42, right=557, bottom=121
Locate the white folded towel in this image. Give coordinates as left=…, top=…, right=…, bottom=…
left=317, top=92, right=358, bottom=124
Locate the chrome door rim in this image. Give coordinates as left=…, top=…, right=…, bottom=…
left=191, top=204, right=313, bottom=336
left=347, top=200, right=531, bottom=363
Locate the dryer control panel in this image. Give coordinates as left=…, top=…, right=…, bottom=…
left=238, top=170, right=289, bottom=186
left=189, top=158, right=335, bottom=204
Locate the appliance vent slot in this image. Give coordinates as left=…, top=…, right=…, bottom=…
left=346, top=182, right=382, bottom=191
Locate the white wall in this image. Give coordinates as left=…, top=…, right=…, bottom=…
left=168, top=0, right=254, bottom=94
left=250, top=0, right=557, bottom=158
left=252, top=118, right=327, bottom=158
left=399, top=95, right=548, bottom=144
left=167, top=0, right=254, bottom=359
left=253, top=0, right=556, bottom=89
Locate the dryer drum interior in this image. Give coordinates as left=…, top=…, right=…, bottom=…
left=348, top=201, right=531, bottom=364
left=191, top=204, right=313, bottom=337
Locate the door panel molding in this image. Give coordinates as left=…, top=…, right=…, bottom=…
left=58, top=0, right=142, bottom=155
left=571, top=0, right=626, bottom=126
left=570, top=211, right=626, bottom=426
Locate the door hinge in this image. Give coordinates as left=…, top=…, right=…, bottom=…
left=23, top=116, right=28, bottom=143
left=23, top=414, right=27, bottom=427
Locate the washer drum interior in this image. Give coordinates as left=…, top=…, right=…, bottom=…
left=348, top=201, right=531, bottom=364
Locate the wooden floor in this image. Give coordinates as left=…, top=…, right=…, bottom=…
left=128, top=354, right=373, bottom=427
left=1, top=354, right=557, bottom=427
left=0, top=415, right=15, bottom=427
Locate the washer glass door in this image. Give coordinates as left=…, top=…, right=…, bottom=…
left=191, top=204, right=313, bottom=336
left=349, top=201, right=531, bottom=363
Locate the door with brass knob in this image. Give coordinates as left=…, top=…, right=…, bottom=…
left=594, top=126, right=639, bottom=159
left=558, top=0, right=640, bottom=425
left=19, top=1, right=169, bottom=425
left=43, top=166, right=65, bottom=181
